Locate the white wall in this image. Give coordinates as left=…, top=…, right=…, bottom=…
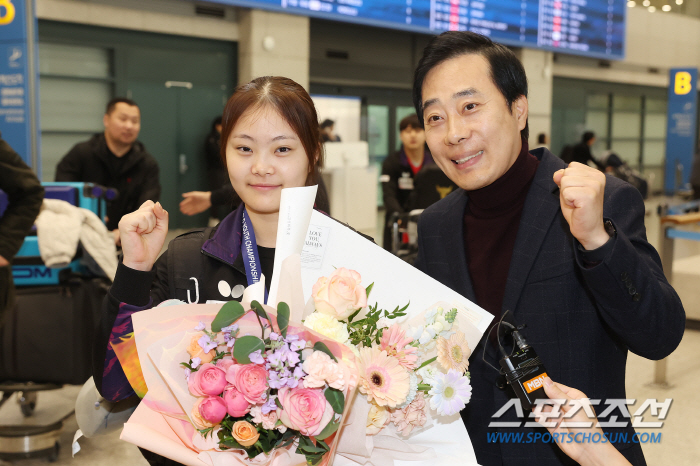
left=36, top=0, right=239, bottom=41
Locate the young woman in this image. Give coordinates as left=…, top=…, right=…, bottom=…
left=92, top=76, right=326, bottom=465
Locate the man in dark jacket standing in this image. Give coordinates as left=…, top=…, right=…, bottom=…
left=380, top=114, right=434, bottom=250
left=55, top=98, right=161, bottom=244
left=0, top=135, right=44, bottom=327
left=572, top=131, right=605, bottom=169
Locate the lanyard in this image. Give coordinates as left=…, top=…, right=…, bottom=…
left=241, top=208, right=268, bottom=304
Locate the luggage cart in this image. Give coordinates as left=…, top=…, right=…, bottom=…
left=390, top=209, right=424, bottom=265
left=0, top=182, right=114, bottom=462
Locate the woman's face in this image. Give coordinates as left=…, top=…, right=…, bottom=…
left=226, top=105, right=310, bottom=217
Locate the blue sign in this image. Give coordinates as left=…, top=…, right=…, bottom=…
left=0, top=0, right=37, bottom=167
left=206, top=0, right=626, bottom=60
left=664, top=68, right=698, bottom=195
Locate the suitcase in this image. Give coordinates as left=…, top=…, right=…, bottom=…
left=0, top=276, right=110, bottom=385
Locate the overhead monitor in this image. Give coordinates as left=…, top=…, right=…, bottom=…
left=206, top=0, right=626, bottom=60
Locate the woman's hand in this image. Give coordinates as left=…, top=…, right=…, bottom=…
left=119, top=201, right=169, bottom=272
left=534, top=377, right=631, bottom=466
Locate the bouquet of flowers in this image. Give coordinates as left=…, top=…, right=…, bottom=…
left=303, top=268, right=473, bottom=439
left=181, top=299, right=354, bottom=465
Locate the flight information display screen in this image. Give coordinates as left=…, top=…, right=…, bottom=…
left=207, top=0, right=625, bottom=60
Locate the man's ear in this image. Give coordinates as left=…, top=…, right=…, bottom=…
left=513, top=95, right=528, bottom=131
left=103, top=113, right=110, bottom=128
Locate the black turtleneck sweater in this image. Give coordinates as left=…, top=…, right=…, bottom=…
left=463, top=139, right=539, bottom=323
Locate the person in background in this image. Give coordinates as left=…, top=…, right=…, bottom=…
left=572, top=131, right=604, bottom=170
left=380, top=114, right=434, bottom=250
left=200, top=116, right=231, bottom=221
left=55, top=97, right=161, bottom=245
left=537, top=132, right=549, bottom=151
left=0, top=135, right=44, bottom=328
left=320, top=119, right=341, bottom=142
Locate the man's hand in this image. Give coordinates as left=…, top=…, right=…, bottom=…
left=119, top=201, right=169, bottom=272
left=553, top=162, right=609, bottom=250
left=180, top=191, right=212, bottom=216
left=0, top=255, right=8, bottom=267
left=534, top=377, right=631, bottom=466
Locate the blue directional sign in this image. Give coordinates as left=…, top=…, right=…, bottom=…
left=664, top=68, right=698, bottom=194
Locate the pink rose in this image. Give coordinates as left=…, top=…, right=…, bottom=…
left=277, top=386, right=334, bottom=436
left=302, top=351, right=346, bottom=391
left=216, top=358, right=234, bottom=372
left=226, top=364, right=268, bottom=404
left=198, top=396, right=227, bottom=425
left=223, top=385, right=251, bottom=418
left=311, top=268, right=367, bottom=319
left=189, top=363, right=227, bottom=396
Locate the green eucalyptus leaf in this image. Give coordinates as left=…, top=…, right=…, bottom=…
left=211, top=300, right=246, bottom=332
left=233, top=335, right=265, bottom=364
left=277, top=302, right=290, bottom=338
left=251, top=300, right=270, bottom=323
left=314, top=419, right=340, bottom=440
left=313, top=341, right=338, bottom=362
left=324, top=388, right=345, bottom=414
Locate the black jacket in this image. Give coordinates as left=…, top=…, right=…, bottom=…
left=572, top=142, right=604, bottom=170
left=55, top=133, right=161, bottom=230
left=0, top=137, right=44, bottom=316
left=415, top=148, right=684, bottom=466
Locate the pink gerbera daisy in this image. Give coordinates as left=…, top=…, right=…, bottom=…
left=436, top=331, right=471, bottom=373
left=356, top=347, right=410, bottom=408
left=378, top=324, right=419, bottom=369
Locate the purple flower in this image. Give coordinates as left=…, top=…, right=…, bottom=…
left=191, top=357, right=201, bottom=370
left=221, top=324, right=239, bottom=333
left=268, top=371, right=284, bottom=389
left=289, top=339, right=305, bottom=352
left=286, top=351, right=300, bottom=367
left=286, top=377, right=299, bottom=388
left=267, top=350, right=284, bottom=368
left=198, top=335, right=217, bottom=353
left=269, top=332, right=279, bottom=341
left=195, top=322, right=205, bottom=331
left=261, top=396, right=277, bottom=414
left=227, top=338, right=235, bottom=348
left=293, top=365, right=306, bottom=380
left=184, top=368, right=191, bottom=381
left=249, top=350, right=265, bottom=365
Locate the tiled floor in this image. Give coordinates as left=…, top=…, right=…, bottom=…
left=1, top=196, right=698, bottom=465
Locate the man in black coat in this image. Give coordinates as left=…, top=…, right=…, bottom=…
left=412, top=31, right=684, bottom=466
left=572, top=131, right=605, bottom=170
left=55, top=98, right=161, bottom=244
left=0, top=135, right=44, bottom=327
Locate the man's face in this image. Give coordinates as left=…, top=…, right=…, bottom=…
left=104, top=103, right=141, bottom=146
left=400, top=125, right=426, bottom=152
left=421, top=53, right=528, bottom=191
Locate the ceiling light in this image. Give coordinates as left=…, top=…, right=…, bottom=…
left=642, top=0, right=650, bottom=6
left=676, top=0, right=683, bottom=5
left=648, top=5, right=656, bottom=11
left=627, top=0, right=636, bottom=6
left=662, top=4, right=671, bottom=11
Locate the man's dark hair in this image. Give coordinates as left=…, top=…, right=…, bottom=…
left=412, top=31, right=529, bottom=139
left=106, top=97, right=138, bottom=115
left=399, top=114, right=421, bottom=132
left=320, top=119, right=335, bottom=129
left=537, top=133, right=547, bottom=144
left=582, top=131, right=596, bottom=144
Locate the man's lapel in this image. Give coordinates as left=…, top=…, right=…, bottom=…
left=438, top=190, right=477, bottom=303
left=501, top=150, right=563, bottom=317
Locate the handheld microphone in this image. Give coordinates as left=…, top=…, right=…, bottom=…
left=498, top=325, right=549, bottom=411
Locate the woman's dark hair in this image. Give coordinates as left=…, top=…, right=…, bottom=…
left=582, top=131, right=596, bottom=144
left=220, top=76, right=324, bottom=187
left=537, top=132, right=547, bottom=144
left=210, top=116, right=223, bottom=132
left=412, top=31, right=529, bottom=139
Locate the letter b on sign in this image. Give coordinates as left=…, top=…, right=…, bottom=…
left=675, top=71, right=693, bottom=95
left=0, top=0, right=16, bottom=26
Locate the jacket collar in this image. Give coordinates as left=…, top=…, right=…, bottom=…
left=202, top=203, right=245, bottom=267
left=398, top=146, right=434, bottom=168
left=500, top=147, right=565, bottom=317
left=92, top=133, right=147, bottom=175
